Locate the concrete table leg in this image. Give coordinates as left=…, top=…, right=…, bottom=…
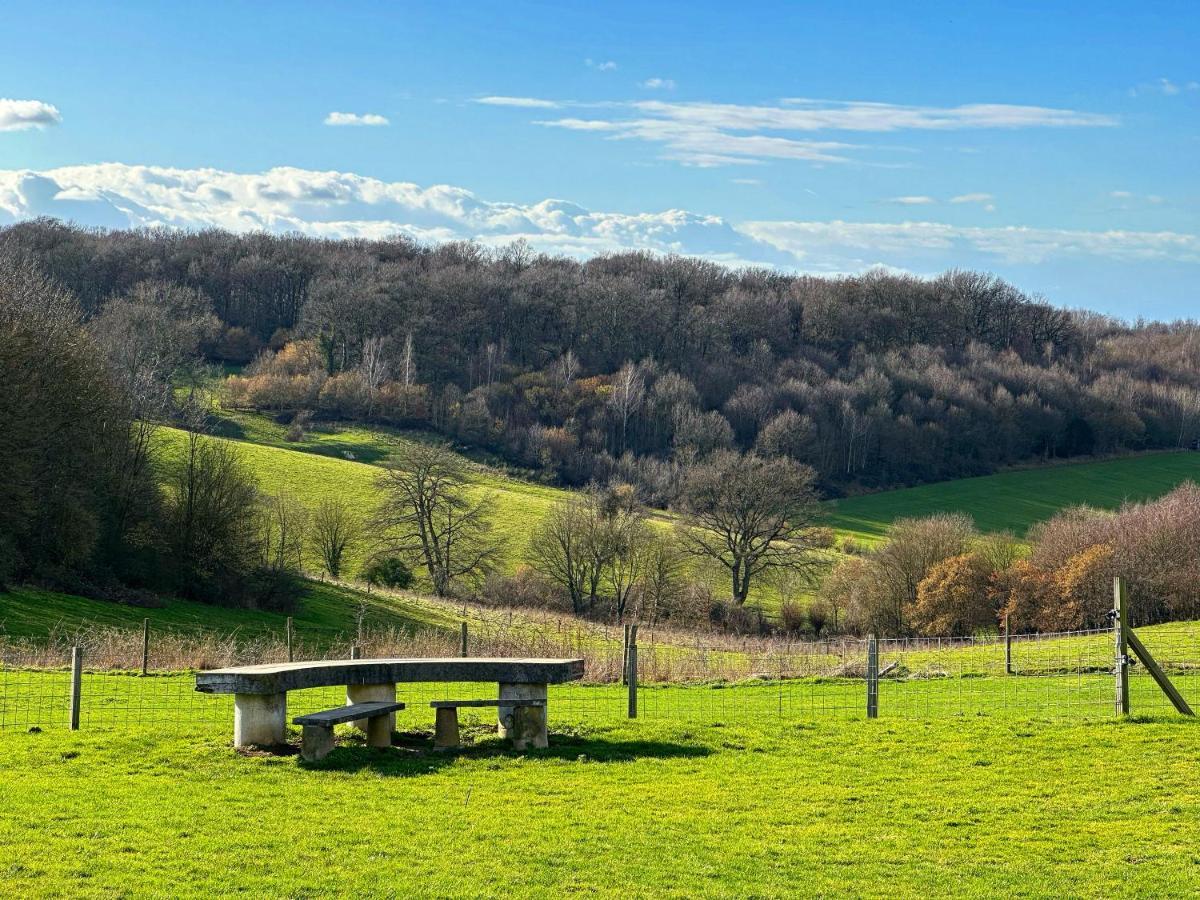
left=233, top=692, right=286, bottom=747
left=346, top=683, right=397, bottom=733
left=365, top=714, right=393, bottom=749
left=498, top=683, right=548, bottom=750
left=434, top=707, right=460, bottom=749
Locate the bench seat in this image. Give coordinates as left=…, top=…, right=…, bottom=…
left=294, top=701, right=405, bottom=761
left=430, top=697, right=545, bottom=748
left=430, top=698, right=546, bottom=709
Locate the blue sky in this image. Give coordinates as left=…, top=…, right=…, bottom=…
left=1, top=0, right=1197, bottom=318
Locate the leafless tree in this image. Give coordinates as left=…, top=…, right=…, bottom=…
left=678, top=451, right=825, bottom=605
left=373, top=442, right=503, bottom=596
left=310, top=496, right=362, bottom=580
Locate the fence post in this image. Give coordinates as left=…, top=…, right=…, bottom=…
left=286, top=617, right=294, bottom=663
left=627, top=624, right=639, bottom=719
left=460, top=621, right=468, bottom=657
left=69, top=646, right=83, bottom=731
left=1113, top=577, right=1130, bottom=716
left=621, top=623, right=631, bottom=685
left=866, top=635, right=879, bottom=719
left=141, top=618, right=150, bottom=676
left=1004, top=614, right=1012, bottom=675
left=351, top=645, right=361, bottom=660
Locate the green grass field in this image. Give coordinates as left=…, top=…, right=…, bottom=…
left=156, top=422, right=573, bottom=578
left=830, top=451, right=1200, bottom=542
left=0, top=581, right=456, bottom=643
left=0, top=674, right=1197, bottom=897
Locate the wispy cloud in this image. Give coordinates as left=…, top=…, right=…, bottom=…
left=585, top=59, right=617, bottom=71
left=0, top=99, right=62, bottom=132
left=641, top=78, right=676, bottom=90
left=888, top=195, right=935, bottom=205
left=1131, top=77, right=1200, bottom=97
left=476, top=96, right=563, bottom=109
left=502, top=95, right=1116, bottom=166
left=950, top=192, right=993, bottom=204
left=324, top=111, right=389, bottom=127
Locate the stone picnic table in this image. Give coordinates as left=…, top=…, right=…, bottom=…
left=195, top=657, right=585, bottom=751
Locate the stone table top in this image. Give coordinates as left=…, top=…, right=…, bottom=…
left=195, top=657, right=586, bottom=694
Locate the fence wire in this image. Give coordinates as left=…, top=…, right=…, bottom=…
left=3, top=619, right=1199, bottom=736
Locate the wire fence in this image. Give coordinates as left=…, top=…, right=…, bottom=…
left=4, top=614, right=1199, bottom=736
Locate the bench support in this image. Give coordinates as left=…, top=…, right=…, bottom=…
left=498, top=682, right=548, bottom=750
left=347, top=683, right=397, bottom=734
left=233, top=692, right=287, bottom=747
left=434, top=707, right=461, bottom=749
left=300, top=724, right=336, bottom=761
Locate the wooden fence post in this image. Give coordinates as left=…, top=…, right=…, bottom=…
left=69, top=646, right=83, bottom=731
left=866, top=635, right=879, bottom=719
left=1113, top=576, right=1130, bottom=716
left=625, top=624, right=631, bottom=683
left=1004, top=614, right=1012, bottom=675
left=141, top=618, right=150, bottom=676
left=460, top=621, right=469, bottom=657
left=627, top=631, right=638, bottom=719
left=286, top=617, right=294, bottom=663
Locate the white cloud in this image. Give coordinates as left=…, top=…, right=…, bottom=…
left=950, top=192, right=994, bottom=204
left=1130, top=77, right=1200, bottom=97
left=1, top=163, right=1195, bottom=277
left=731, top=178, right=764, bottom=186
left=0, top=99, right=62, bottom=132
left=585, top=59, right=618, bottom=71
left=509, top=95, right=1116, bottom=166
left=742, top=220, right=1200, bottom=266
left=641, top=78, right=676, bottom=90
left=888, top=195, right=936, bottom=205
left=476, top=96, right=563, bottom=109
left=324, top=111, right=390, bottom=127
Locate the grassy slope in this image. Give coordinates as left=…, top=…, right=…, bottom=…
left=158, top=419, right=572, bottom=577
left=0, top=699, right=1197, bottom=897
left=0, top=582, right=455, bottom=642
left=830, top=451, right=1200, bottom=542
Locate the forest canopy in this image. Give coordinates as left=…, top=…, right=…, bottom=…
left=4, top=218, right=1200, bottom=507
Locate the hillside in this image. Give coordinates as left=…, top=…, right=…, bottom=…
left=0, top=581, right=456, bottom=643
left=155, top=416, right=576, bottom=577
left=830, top=451, right=1200, bottom=542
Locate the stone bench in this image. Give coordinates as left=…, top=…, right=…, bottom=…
left=195, top=657, right=584, bottom=751
left=430, top=698, right=548, bottom=749
left=294, top=701, right=406, bottom=761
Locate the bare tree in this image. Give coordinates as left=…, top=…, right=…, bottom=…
left=260, top=491, right=308, bottom=574
left=373, top=442, right=503, bottom=596
left=528, top=497, right=598, bottom=615
left=678, top=451, right=825, bottom=605
left=310, top=497, right=362, bottom=580
left=609, top=360, right=646, bottom=453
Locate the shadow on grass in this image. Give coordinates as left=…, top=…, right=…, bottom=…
left=296, top=726, right=710, bottom=776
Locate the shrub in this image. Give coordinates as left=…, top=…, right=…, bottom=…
left=362, top=556, right=414, bottom=590
left=475, top=566, right=561, bottom=609
left=778, top=599, right=808, bottom=635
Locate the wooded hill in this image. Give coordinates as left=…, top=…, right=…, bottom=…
left=5, top=219, right=1200, bottom=505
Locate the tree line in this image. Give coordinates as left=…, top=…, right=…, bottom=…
left=818, top=483, right=1200, bottom=637
left=6, top=219, right=1200, bottom=508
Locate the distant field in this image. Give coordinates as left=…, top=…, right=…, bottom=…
left=0, top=581, right=455, bottom=643
left=829, top=451, right=1200, bottom=542
left=155, top=422, right=573, bottom=578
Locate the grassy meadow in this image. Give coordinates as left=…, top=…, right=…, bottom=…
left=0, top=582, right=457, bottom=644
left=0, top=680, right=1197, bottom=897
left=830, top=451, right=1200, bottom=542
